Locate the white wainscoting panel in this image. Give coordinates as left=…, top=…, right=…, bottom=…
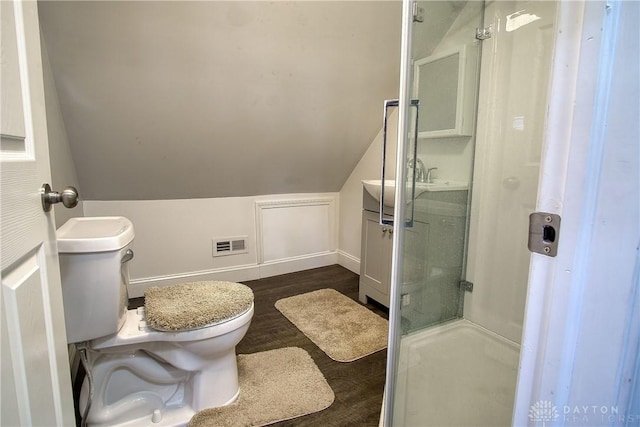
left=256, top=197, right=337, bottom=264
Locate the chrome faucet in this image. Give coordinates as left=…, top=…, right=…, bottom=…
left=426, top=167, right=438, bottom=184
left=407, top=158, right=427, bottom=183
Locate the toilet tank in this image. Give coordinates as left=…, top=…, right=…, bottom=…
left=57, top=217, right=135, bottom=343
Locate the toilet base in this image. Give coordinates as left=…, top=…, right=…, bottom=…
left=102, top=406, right=195, bottom=427
left=80, top=390, right=240, bottom=427
left=79, top=350, right=240, bottom=427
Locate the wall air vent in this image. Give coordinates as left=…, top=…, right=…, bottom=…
left=231, top=239, right=245, bottom=251
left=212, top=236, right=248, bottom=257
left=216, top=241, right=231, bottom=253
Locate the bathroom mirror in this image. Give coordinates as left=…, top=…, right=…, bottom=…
left=413, top=44, right=478, bottom=138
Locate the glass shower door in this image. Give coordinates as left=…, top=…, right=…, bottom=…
left=396, top=0, right=485, bottom=336
left=383, top=0, right=485, bottom=423
left=386, top=0, right=485, bottom=338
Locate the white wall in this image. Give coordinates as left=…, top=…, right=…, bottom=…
left=80, top=102, right=396, bottom=294
left=338, top=110, right=398, bottom=273
left=41, top=37, right=83, bottom=229
left=84, top=193, right=338, bottom=297
left=38, top=1, right=401, bottom=201
left=39, top=1, right=402, bottom=297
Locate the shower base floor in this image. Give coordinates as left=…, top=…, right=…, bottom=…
left=394, top=319, right=520, bottom=426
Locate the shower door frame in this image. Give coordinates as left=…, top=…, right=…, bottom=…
left=383, top=0, right=640, bottom=425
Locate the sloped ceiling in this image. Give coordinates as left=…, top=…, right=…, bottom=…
left=38, top=1, right=401, bottom=200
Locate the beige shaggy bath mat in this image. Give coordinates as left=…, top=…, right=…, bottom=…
left=145, top=281, right=253, bottom=331
left=188, top=347, right=334, bottom=427
left=275, top=288, right=388, bottom=362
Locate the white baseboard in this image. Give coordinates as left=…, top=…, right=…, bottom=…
left=337, top=250, right=360, bottom=274
left=128, top=264, right=261, bottom=298
left=127, top=251, right=339, bottom=298
left=258, top=251, right=338, bottom=278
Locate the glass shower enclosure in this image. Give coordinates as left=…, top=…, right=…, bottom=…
left=383, top=0, right=559, bottom=425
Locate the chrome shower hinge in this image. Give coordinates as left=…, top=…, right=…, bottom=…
left=476, top=26, right=493, bottom=40
left=413, top=3, right=424, bottom=23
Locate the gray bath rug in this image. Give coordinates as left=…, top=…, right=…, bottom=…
left=275, top=288, right=389, bottom=362
left=188, top=347, right=334, bottom=427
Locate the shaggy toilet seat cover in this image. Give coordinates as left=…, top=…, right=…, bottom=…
left=144, top=281, right=254, bottom=331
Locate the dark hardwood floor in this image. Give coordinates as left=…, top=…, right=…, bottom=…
left=76, top=265, right=388, bottom=426
left=235, top=265, right=388, bottom=427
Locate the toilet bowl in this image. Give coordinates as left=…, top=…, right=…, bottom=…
left=57, top=217, right=254, bottom=427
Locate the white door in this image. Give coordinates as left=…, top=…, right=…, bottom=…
left=514, top=0, right=640, bottom=421
left=1, top=1, right=75, bottom=425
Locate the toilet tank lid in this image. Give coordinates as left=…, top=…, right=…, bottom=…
left=57, top=216, right=135, bottom=253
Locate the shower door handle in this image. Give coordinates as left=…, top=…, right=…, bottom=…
left=380, top=99, right=419, bottom=227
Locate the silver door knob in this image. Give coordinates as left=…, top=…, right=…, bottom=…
left=41, top=183, right=79, bottom=212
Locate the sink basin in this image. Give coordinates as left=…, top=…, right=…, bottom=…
left=362, top=179, right=468, bottom=207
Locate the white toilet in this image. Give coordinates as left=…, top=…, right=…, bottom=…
left=57, top=216, right=254, bottom=427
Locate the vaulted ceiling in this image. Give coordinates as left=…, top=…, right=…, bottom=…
left=38, top=1, right=402, bottom=200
